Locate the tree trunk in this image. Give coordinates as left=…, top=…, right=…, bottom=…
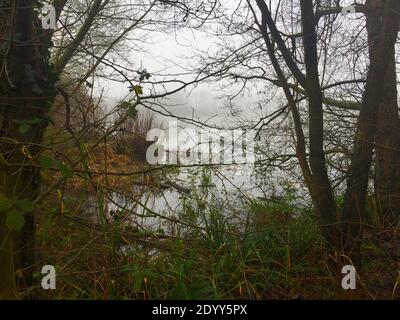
left=0, top=189, right=18, bottom=299
left=369, top=3, right=400, bottom=227
left=341, top=0, right=400, bottom=268
left=374, top=49, right=400, bottom=227
left=300, top=0, right=338, bottom=254
left=0, top=0, right=55, bottom=297
left=255, top=0, right=339, bottom=256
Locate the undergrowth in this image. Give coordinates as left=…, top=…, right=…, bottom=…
left=28, top=169, right=400, bottom=299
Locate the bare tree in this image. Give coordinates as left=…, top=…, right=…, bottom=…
left=190, top=0, right=399, bottom=268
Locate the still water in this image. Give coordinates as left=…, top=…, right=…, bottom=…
left=102, top=164, right=306, bottom=235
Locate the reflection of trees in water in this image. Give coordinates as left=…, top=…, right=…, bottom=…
left=91, top=165, right=309, bottom=236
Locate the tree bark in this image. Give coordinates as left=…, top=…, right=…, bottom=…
left=367, top=2, right=400, bottom=227
left=0, top=0, right=56, bottom=297
left=0, top=183, right=18, bottom=299
left=300, top=0, right=338, bottom=255
left=341, top=0, right=400, bottom=267
left=374, top=52, right=400, bottom=227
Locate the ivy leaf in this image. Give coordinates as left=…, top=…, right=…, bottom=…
left=0, top=42, right=8, bottom=53
left=38, top=155, right=54, bottom=170
left=15, top=199, right=34, bottom=214
left=32, top=83, right=43, bottom=94
left=24, top=64, right=36, bottom=82
left=118, top=101, right=131, bottom=109
left=30, top=117, right=43, bottom=124
left=19, top=123, right=31, bottom=134
left=14, top=117, right=43, bottom=125
left=7, top=210, right=25, bottom=231
left=0, top=194, right=12, bottom=213
left=58, top=163, right=73, bottom=178
left=139, top=72, right=151, bottom=81
left=13, top=32, right=22, bottom=41
left=132, top=85, right=143, bottom=95
left=52, top=159, right=73, bottom=178
left=127, top=105, right=137, bottom=119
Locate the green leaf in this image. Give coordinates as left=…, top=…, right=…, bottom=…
left=14, top=117, right=43, bottom=125
left=0, top=194, right=12, bottom=213
left=97, top=192, right=106, bottom=228
left=58, top=163, right=73, bottom=178
left=15, top=199, right=34, bottom=213
left=19, top=123, right=31, bottom=134
left=134, top=272, right=144, bottom=291
left=139, top=72, right=151, bottom=81
left=132, top=85, right=143, bottom=95
left=127, top=105, right=137, bottom=119
left=13, top=32, right=22, bottom=41
left=24, top=64, right=36, bottom=82
left=38, top=155, right=54, bottom=169
left=121, top=265, right=135, bottom=273
left=32, top=83, right=43, bottom=94
left=7, top=210, right=25, bottom=231
left=118, top=101, right=131, bottom=109
left=0, top=42, right=8, bottom=53
left=28, top=117, right=43, bottom=125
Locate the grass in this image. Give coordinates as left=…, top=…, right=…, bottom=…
left=24, top=168, right=399, bottom=299
left=26, top=188, right=400, bottom=300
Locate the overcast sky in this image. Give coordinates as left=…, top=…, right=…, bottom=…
left=95, top=0, right=366, bottom=130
